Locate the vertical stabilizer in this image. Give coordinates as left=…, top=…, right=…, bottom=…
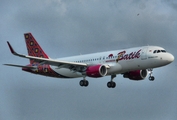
left=24, top=33, right=49, bottom=64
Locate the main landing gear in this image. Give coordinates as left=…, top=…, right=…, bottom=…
left=79, top=77, right=89, bottom=87
left=107, top=75, right=116, bottom=88
left=148, top=68, right=155, bottom=81
left=79, top=75, right=117, bottom=88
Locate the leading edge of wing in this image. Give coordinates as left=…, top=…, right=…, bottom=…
left=25, top=55, right=88, bottom=67
left=6, top=41, right=88, bottom=67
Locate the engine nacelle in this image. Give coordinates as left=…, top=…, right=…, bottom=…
left=86, top=65, right=107, bottom=78
left=123, top=69, right=148, bottom=80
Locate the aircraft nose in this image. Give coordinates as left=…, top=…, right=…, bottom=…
left=167, top=53, right=174, bottom=63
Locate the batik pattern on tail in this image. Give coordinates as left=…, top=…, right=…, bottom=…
left=23, top=33, right=69, bottom=78
left=24, top=33, right=49, bottom=64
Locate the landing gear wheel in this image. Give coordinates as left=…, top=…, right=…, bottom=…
left=149, top=76, right=155, bottom=81
left=107, top=82, right=111, bottom=88
left=111, top=82, right=116, bottom=88
left=79, top=80, right=89, bottom=87
left=107, top=81, right=116, bottom=88
left=84, top=80, right=89, bottom=87
left=80, top=80, right=84, bottom=86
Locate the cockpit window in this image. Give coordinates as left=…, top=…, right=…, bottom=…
left=161, top=50, right=166, bottom=53
left=153, top=49, right=166, bottom=54
left=153, top=50, right=157, bottom=53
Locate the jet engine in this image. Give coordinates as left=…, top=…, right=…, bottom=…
left=86, top=65, right=107, bottom=78
left=123, top=69, right=148, bottom=80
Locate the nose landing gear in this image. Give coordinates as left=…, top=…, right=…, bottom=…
left=148, top=69, right=155, bottom=81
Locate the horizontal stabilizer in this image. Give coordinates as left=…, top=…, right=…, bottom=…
left=4, top=64, right=36, bottom=69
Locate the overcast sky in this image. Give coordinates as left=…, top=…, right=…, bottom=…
left=0, top=0, right=177, bottom=120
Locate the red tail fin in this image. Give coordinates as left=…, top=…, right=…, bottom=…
left=24, top=33, right=49, bottom=64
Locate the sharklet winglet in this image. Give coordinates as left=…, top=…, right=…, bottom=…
left=7, top=41, right=26, bottom=57
left=7, top=41, right=17, bottom=55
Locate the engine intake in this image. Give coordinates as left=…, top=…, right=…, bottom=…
left=86, top=65, right=107, bottom=78
left=123, top=69, right=148, bottom=80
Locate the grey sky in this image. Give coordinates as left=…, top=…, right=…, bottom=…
left=0, top=0, right=177, bottom=120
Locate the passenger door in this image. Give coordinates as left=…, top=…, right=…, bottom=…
left=141, top=47, right=148, bottom=60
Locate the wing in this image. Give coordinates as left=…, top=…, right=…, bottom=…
left=6, top=41, right=88, bottom=71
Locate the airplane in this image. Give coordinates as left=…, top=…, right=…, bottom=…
left=4, top=33, right=174, bottom=88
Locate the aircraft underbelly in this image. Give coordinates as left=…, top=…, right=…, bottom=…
left=107, top=63, right=122, bottom=75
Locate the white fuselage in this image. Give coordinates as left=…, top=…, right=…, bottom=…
left=50, top=46, right=174, bottom=78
